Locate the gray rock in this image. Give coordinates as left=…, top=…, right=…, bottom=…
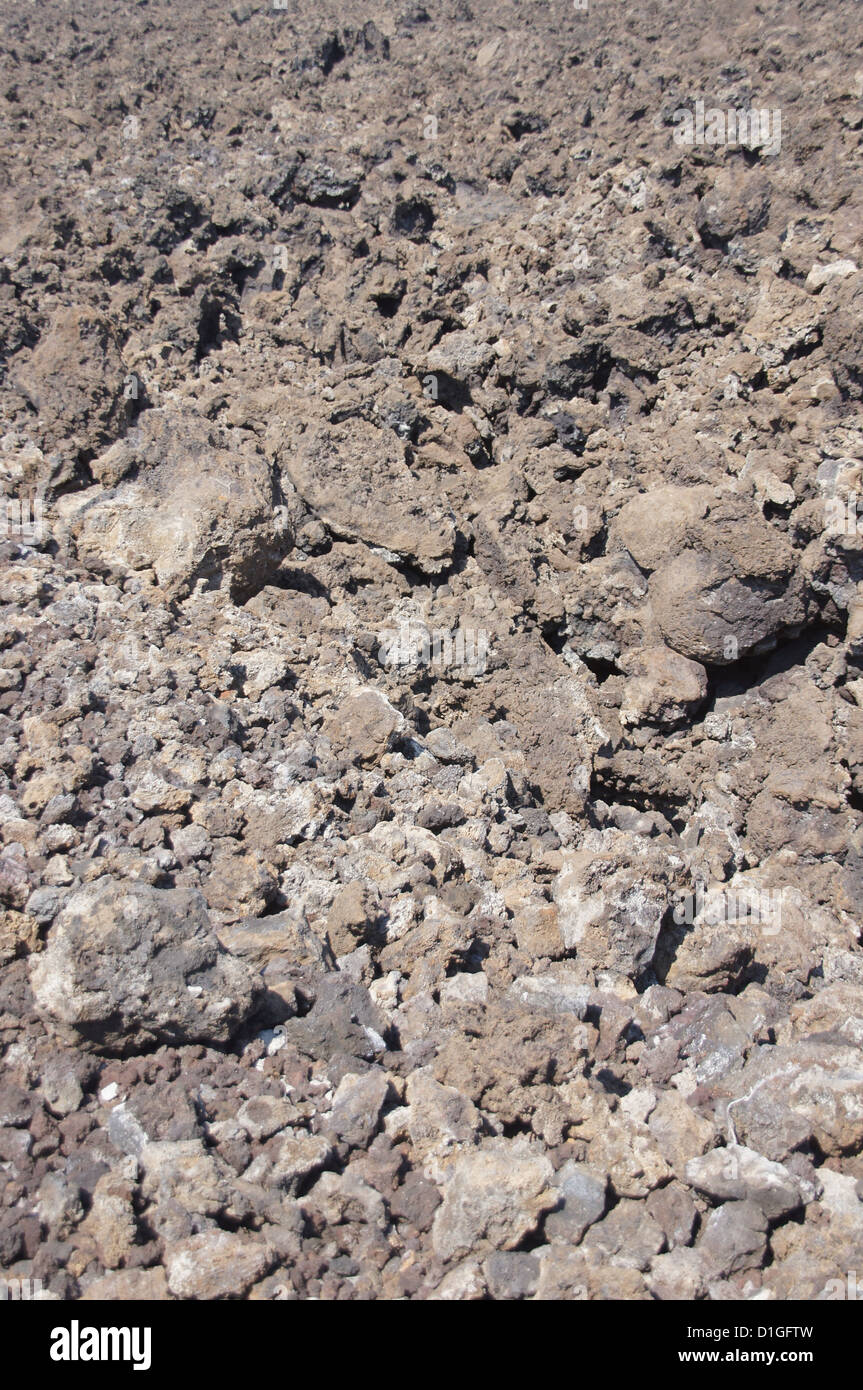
left=107, top=1103, right=149, bottom=1159
left=282, top=972, right=390, bottom=1064
left=291, top=160, right=363, bottom=208
left=719, top=1040, right=863, bottom=1159
left=646, top=1183, right=699, bottom=1249
left=697, top=1199, right=768, bottom=1276
left=484, top=1251, right=541, bottom=1300
left=328, top=1069, right=391, bottom=1148
left=647, top=1247, right=713, bottom=1300
left=684, top=1144, right=807, bottom=1220
left=431, top=1139, right=556, bottom=1261
left=39, top=1060, right=85, bottom=1118
left=36, top=1171, right=84, bottom=1240
left=403, top=1068, right=484, bottom=1168
left=581, top=1197, right=666, bottom=1270
left=24, top=886, right=69, bottom=927
left=236, top=1095, right=298, bottom=1143
left=507, top=973, right=591, bottom=1019
left=553, top=830, right=679, bottom=980
left=425, top=728, right=474, bottom=765
left=29, top=877, right=263, bottom=1054
left=543, top=1161, right=607, bottom=1244
left=243, top=1131, right=333, bottom=1195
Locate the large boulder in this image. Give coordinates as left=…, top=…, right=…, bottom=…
left=431, top=1139, right=556, bottom=1261
left=711, top=1040, right=863, bottom=1160
left=57, top=409, right=292, bottom=599
left=29, top=878, right=263, bottom=1054
left=612, top=486, right=810, bottom=664
left=285, top=419, right=456, bottom=572
left=553, top=830, right=680, bottom=981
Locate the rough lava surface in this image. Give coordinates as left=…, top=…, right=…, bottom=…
left=1, top=0, right=863, bottom=1302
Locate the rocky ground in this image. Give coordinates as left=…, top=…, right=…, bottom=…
left=0, top=0, right=862, bottom=1301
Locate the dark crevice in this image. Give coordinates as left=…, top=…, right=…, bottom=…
left=540, top=623, right=567, bottom=656
left=415, top=369, right=474, bottom=412
left=591, top=779, right=691, bottom=834
left=578, top=652, right=619, bottom=684
left=700, top=621, right=843, bottom=714
left=845, top=785, right=863, bottom=814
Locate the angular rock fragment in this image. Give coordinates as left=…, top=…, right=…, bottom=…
left=697, top=1199, right=768, bottom=1277
left=543, top=1162, right=607, bottom=1244
left=322, top=687, right=406, bottom=764
left=328, top=1069, right=391, bottom=1148
left=244, top=1132, right=333, bottom=1195
left=684, top=1145, right=807, bottom=1220
left=716, top=1041, right=863, bottom=1159
left=59, top=409, right=291, bottom=599
left=553, top=830, right=679, bottom=981
left=286, top=420, right=456, bottom=572
left=165, top=1231, right=273, bottom=1300
left=29, top=878, right=262, bottom=1054
left=619, top=645, right=708, bottom=727
left=431, top=1140, right=556, bottom=1261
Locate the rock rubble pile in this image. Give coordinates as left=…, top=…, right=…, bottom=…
left=1, top=0, right=862, bottom=1301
